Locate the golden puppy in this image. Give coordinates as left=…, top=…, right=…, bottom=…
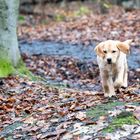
left=94, top=40, right=132, bottom=97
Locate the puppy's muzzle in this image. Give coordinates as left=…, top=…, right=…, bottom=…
left=107, top=58, right=112, bottom=64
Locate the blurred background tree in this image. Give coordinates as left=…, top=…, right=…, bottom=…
left=0, top=0, right=21, bottom=77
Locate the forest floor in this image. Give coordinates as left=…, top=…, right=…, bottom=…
left=0, top=4, right=140, bottom=140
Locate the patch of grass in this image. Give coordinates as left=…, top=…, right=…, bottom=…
left=19, top=15, right=25, bottom=21
left=55, top=14, right=65, bottom=22
left=103, top=111, right=140, bottom=133
left=74, top=6, right=90, bottom=17
left=16, top=59, right=30, bottom=75
left=0, top=58, right=34, bottom=78
left=0, top=58, right=39, bottom=81
left=16, top=59, right=31, bottom=75
left=18, top=15, right=25, bottom=24
left=54, top=6, right=90, bottom=22
left=0, top=59, right=14, bottom=77
left=87, top=101, right=125, bottom=120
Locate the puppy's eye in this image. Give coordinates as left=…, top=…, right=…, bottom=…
left=103, top=50, right=107, bottom=53
left=112, top=50, right=116, bottom=53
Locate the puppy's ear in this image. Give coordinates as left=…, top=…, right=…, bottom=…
left=124, top=39, right=133, bottom=45
left=117, top=40, right=132, bottom=54
left=94, top=42, right=105, bottom=58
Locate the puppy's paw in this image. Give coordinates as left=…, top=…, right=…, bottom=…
left=121, top=83, right=127, bottom=89
left=114, top=80, right=123, bottom=88
left=104, top=92, right=116, bottom=98
left=104, top=93, right=109, bottom=97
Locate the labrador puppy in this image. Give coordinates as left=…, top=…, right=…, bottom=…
left=94, top=40, right=132, bottom=97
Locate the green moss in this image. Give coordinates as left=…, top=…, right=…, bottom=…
left=103, top=111, right=140, bottom=133
left=15, top=59, right=39, bottom=81
left=18, top=15, right=25, bottom=24
left=0, top=59, right=14, bottom=77
left=16, top=59, right=30, bottom=74
left=55, top=14, right=65, bottom=22
left=87, top=101, right=125, bottom=120
left=0, top=58, right=32, bottom=78
left=74, top=6, right=90, bottom=17
left=0, top=57, right=45, bottom=82
left=18, top=15, right=25, bottom=21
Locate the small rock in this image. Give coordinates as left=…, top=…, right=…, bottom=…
left=131, top=133, right=140, bottom=139
left=13, top=134, right=22, bottom=139
left=111, top=31, right=119, bottom=36
left=75, top=112, right=86, bottom=121
left=50, top=118, right=59, bottom=123
left=36, top=120, right=46, bottom=127
left=81, top=135, right=92, bottom=140
left=122, top=124, right=136, bottom=132
left=134, top=126, right=140, bottom=134
left=73, top=123, right=82, bottom=129
left=41, top=127, right=49, bottom=133
left=72, top=126, right=89, bottom=136
left=62, top=133, right=73, bottom=140
left=50, top=68, right=56, bottom=75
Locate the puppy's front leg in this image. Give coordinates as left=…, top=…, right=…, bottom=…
left=122, top=64, right=128, bottom=88
left=114, top=66, right=124, bottom=88
left=101, top=71, right=115, bottom=97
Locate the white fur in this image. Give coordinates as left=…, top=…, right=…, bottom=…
left=97, top=52, right=128, bottom=97
left=95, top=40, right=131, bottom=97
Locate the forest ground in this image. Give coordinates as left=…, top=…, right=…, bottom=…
left=0, top=4, right=140, bottom=140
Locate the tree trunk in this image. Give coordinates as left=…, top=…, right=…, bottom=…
left=0, top=0, right=21, bottom=76
left=136, top=0, right=140, bottom=8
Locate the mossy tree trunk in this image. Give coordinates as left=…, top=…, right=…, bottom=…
left=0, top=0, right=21, bottom=77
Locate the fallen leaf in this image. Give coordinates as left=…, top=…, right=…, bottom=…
left=133, top=106, right=140, bottom=120
left=23, top=116, right=37, bottom=124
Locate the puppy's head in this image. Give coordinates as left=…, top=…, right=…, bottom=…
left=94, top=40, right=132, bottom=64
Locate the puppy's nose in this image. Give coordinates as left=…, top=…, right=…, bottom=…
left=107, top=58, right=112, bottom=64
